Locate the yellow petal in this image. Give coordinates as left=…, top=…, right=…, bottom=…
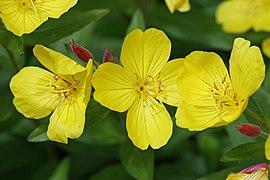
left=158, top=58, right=184, bottom=106
left=9, top=67, right=60, bottom=119
left=36, top=0, right=78, bottom=19
left=262, top=37, right=270, bottom=59
left=229, top=38, right=265, bottom=101
left=178, top=51, right=229, bottom=107
left=92, top=62, right=138, bottom=112
left=216, top=1, right=252, bottom=33
left=227, top=169, right=269, bottom=180
left=265, top=135, right=270, bottom=160
left=176, top=101, right=226, bottom=131
left=126, top=97, right=172, bottom=150
left=47, top=96, right=86, bottom=144
left=121, top=28, right=171, bottom=80
left=33, top=45, right=85, bottom=75
left=164, top=0, right=190, bottom=13
left=226, top=173, right=249, bottom=180
left=253, top=9, right=270, bottom=32
left=0, top=0, right=77, bottom=36
left=83, top=60, right=93, bottom=105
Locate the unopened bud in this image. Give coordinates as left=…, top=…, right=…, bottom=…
left=103, top=47, right=117, bottom=63
left=69, top=39, right=94, bottom=63
left=241, top=163, right=268, bottom=174
left=235, top=123, right=261, bottom=137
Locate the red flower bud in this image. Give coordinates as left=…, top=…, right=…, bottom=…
left=69, top=39, right=94, bottom=63
left=241, top=163, right=268, bottom=174
left=235, top=123, right=261, bottom=137
left=103, top=47, right=117, bottom=63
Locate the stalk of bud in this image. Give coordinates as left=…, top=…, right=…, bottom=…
left=235, top=123, right=261, bottom=137
left=69, top=39, right=94, bottom=63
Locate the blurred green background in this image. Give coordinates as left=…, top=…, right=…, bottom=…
left=1, top=0, right=270, bottom=179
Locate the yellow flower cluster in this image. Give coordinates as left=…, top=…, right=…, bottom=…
left=9, top=28, right=266, bottom=152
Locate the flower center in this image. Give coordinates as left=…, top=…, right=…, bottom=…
left=135, top=75, right=162, bottom=100
left=48, top=75, right=79, bottom=99
left=16, top=0, right=37, bottom=13
left=210, top=75, right=239, bottom=109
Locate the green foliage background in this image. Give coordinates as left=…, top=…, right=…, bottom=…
left=1, top=0, right=270, bottom=179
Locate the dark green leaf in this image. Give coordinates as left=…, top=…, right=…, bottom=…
left=221, top=142, right=265, bottom=162
left=85, top=98, right=111, bottom=126
left=78, top=114, right=126, bottom=145
left=22, top=9, right=109, bottom=45
left=0, top=28, right=23, bottom=52
left=199, top=166, right=245, bottom=180
left=120, top=140, right=154, bottom=180
left=151, top=5, right=234, bottom=51
left=90, top=164, right=132, bottom=180
left=27, top=121, right=49, bottom=142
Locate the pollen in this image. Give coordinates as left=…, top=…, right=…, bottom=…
left=48, top=74, right=79, bottom=99
left=210, top=74, right=239, bottom=109
left=135, top=75, right=163, bottom=100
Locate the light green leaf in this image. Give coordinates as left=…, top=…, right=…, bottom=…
left=220, top=142, right=265, bottom=162
left=126, top=9, right=145, bottom=34
left=27, top=121, right=49, bottom=142
left=120, top=140, right=154, bottom=180
left=49, top=157, right=70, bottom=180
left=22, top=9, right=109, bottom=45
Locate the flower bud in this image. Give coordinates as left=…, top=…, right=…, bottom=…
left=241, top=163, right=269, bottom=174
left=235, top=123, right=261, bottom=137
left=69, top=39, right=94, bottom=63
left=103, top=47, right=117, bottom=63
left=226, top=163, right=269, bottom=180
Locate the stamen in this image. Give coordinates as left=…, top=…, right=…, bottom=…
left=30, top=0, right=37, bottom=13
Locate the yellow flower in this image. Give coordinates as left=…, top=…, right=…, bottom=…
left=0, top=0, right=78, bottom=36
left=216, top=0, right=270, bottom=33
left=92, top=28, right=182, bottom=150
left=164, top=0, right=190, bottom=13
left=176, top=38, right=265, bottom=131
left=265, top=135, right=270, bottom=160
left=10, top=45, right=93, bottom=143
left=262, top=37, right=270, bottom=59
left=226, top=164, right=269, bottom=180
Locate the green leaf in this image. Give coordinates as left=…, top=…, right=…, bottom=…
left=198, top=132, right=221, bottom=173
left=27, top=121, right=49, bottom=142
left=22, top=9, right=109, bottom=45
left=0, top=28, right=23, bottom=52
left=126, top=9, right=145, bottom=34
left=252, top=87, right=270, bottom=125
left=90, top=164, right=133, bottom=180
left=120, top=140, right=154, bottom=180
left=49, top=157, right=70, bottom=180
left=85, top=98, right=111, bottom=126
left=78, top=114, right=126, bottom=145
left=220, top=142, right=265, bottom=162
left=150, top=5, right=234, bottom=51
left=199, top=166, right=245, bottom=180
left=0, top=94, right=22, bottom=131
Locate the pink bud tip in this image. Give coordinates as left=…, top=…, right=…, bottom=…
left=235, top=123, right=261, bottom=137
left=103, top=47, right=117, bottom=63
left=69, top=39, right=94, bottom=63
left=241, top=163, right=268, bottom=174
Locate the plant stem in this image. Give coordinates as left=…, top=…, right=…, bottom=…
left=93, top=60, right=99, bottom=68
left=245, top=107, right=270, bottom=131
left=260, top=130, right=269, bottom=139
left=5, top=48, right=19, bottom=72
